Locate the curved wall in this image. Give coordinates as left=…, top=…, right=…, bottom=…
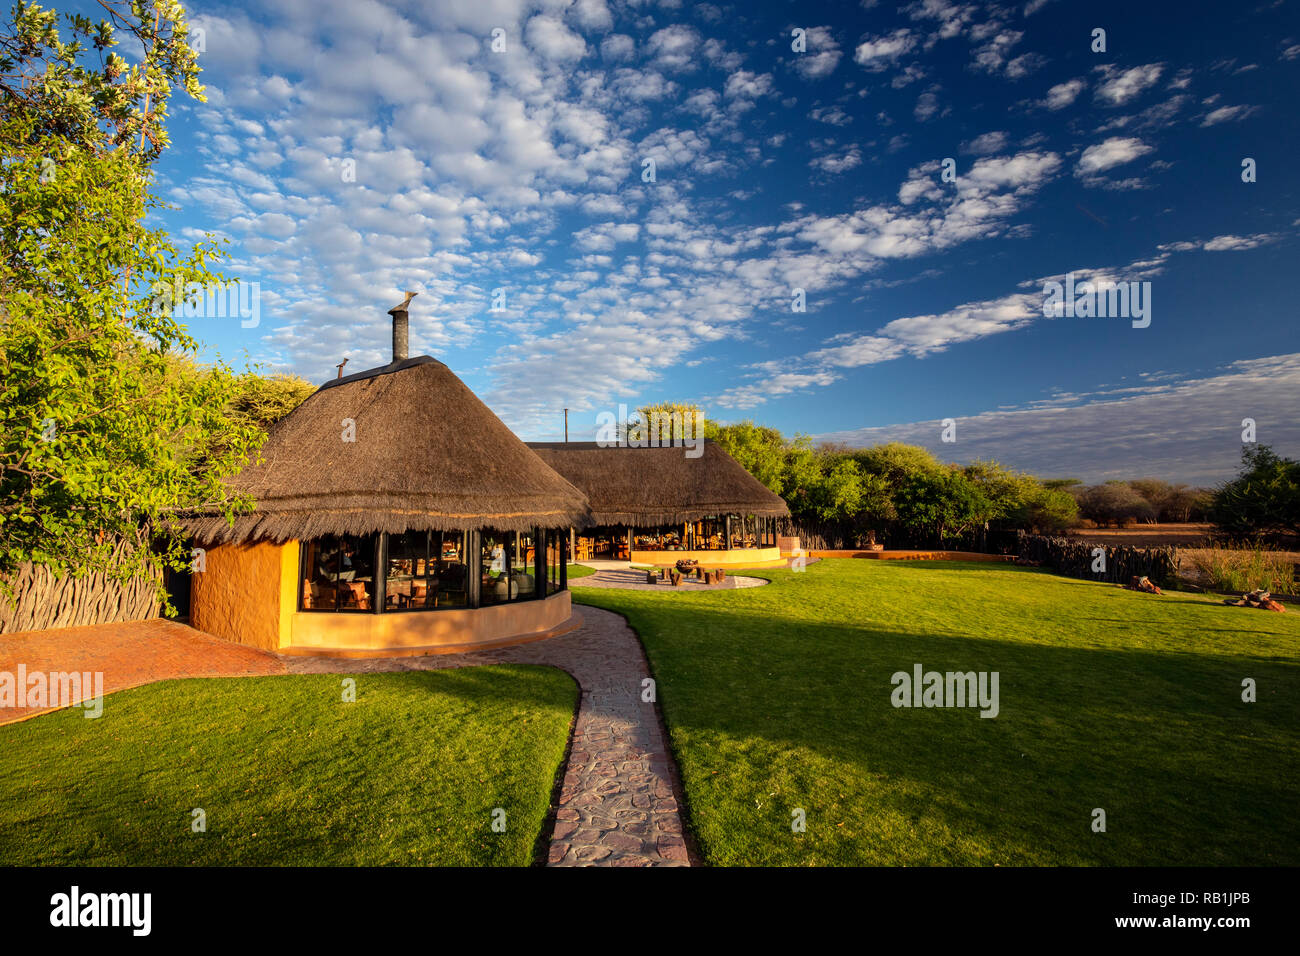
left=190, top=540, right=573, bottom=656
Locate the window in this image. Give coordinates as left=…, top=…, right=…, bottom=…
left=480, top=529, right=542, bottom=605
left=300, top=528, right=554, bottom=612
left=301, top=534, right=377, bottom=611
left=546, top=531, right=567, bottom=595
left=384, top=531, right=469, bottom=611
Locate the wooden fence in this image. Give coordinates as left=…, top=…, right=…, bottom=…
left=0, top=538, right=161, bottom=635
left=1017, top=533, right=1178, bottom=586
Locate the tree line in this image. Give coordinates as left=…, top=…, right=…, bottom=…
left=633, top=403, right=1294, bottom=547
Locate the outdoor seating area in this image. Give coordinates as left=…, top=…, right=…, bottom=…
left=570, top=566, right=767, bottom=592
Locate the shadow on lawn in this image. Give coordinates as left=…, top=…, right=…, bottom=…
left=573, top=568, right=1300, bottom=865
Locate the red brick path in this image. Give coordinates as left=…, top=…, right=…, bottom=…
left=0, top=619, right=286, bottom=725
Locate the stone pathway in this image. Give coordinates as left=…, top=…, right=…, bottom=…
left=573, top=567, right=768, bottom=592
left=284, top=606, right=695, bottom=867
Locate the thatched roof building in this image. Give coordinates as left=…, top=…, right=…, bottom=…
left=527, top=441, right=789, bottom=526
left=188, top=356, right=592, bottom=544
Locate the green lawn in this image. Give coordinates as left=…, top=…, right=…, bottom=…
left=574, top=559, right=1300, bottom=866
left=566, top=563, right=597, bottom=579
left=0, top=666, right=577, bottom=866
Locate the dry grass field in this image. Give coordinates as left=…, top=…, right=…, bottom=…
left=1065, top=523, right=1299, bottom=594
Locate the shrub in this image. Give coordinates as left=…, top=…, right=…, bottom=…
left=1209, top=445, right=1300, bottom=538
left=1187, top=543, right=1297, bottom=594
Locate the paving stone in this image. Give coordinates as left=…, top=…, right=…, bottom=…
left=600, top=831, right=647, bottom=853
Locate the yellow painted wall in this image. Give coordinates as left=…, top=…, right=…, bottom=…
left=190, top=540, right=297, bottom=651
left=288, top=590, right=571, bottom=654
left=193, top=541, right=573, bottom=655
left=631, top=546, right=782, bottom=567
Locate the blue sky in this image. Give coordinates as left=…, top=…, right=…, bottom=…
left=145, top=0, right=1299, bottom=483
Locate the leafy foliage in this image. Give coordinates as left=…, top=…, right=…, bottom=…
left=708, top=419, right=1076, bottom=546
left=0, top=1, right=261, bottom=584
left=1209, top=445, right=1300, bottom=537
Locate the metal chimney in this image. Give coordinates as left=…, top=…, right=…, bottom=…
left=388, top=291, right=417, bottom=362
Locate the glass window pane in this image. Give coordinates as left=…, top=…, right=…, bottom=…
left=302, top=537, right=339, bottom=609
left=385, top=531, right=427, bottom=611
left=516, top=531, right=537, bottom=599
left=481, top=530, right=511, bottom=605
left=433, top=531, right=469, bottom=608
left=302, top=534, right=375, bottom=611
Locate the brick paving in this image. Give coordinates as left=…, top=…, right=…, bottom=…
left=285, top=606, right=696, bottom=866
left=0, top=618, right=286, bottom=725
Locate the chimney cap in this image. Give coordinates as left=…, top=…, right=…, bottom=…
left=388, top=290, right=418, bottom=315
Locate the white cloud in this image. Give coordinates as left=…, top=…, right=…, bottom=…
left=792, top=26, right=843, bottom=79
left=525, top=15, right=587, bottom=63
left=724, top=70, right=775, bottom=105
left=646, top=25, right=701, bottom=71
left=1041, top=77, right=1084, bottom=109
left=712, top=370, right=838, bottom=409
left=1094, top=64, right=1164, bottom=105
left=809, top=146, right=863, bottom=174
left=961, top=130, right=1008, bottom=155
left=1201, top=233, right=1279, bottom=251
left=854, top=29, right=916, bottom=71
left=1201, top=104, right=1259, bottom=126
left=600, top=34, right=635, bottom=61
left=569, top=0, right=613, bottom=32
left=1076, top=137, right=1154, bottom=176
left=913, top=90, right=942, bottom=121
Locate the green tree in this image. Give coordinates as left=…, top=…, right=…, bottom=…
left=708, top=420, right=789, bottom=494
left=852, top=442, right=944, bottom=485
left=1043, top=478, right=1082, bottom=491
left=1208, top=445, right=1300, bottom=537
left=895, top=468, right=995, bottom=545
left=1, top=1, right=260, bottom=587
left=635, top=401, right=704, bottom=444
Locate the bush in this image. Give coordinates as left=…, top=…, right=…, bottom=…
left=1209, top=445, right=1300, bottom=538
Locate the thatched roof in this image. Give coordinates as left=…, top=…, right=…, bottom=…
left=187, top=357, right=592, bottom=544
left=526, top=441, right=789, bottom=526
